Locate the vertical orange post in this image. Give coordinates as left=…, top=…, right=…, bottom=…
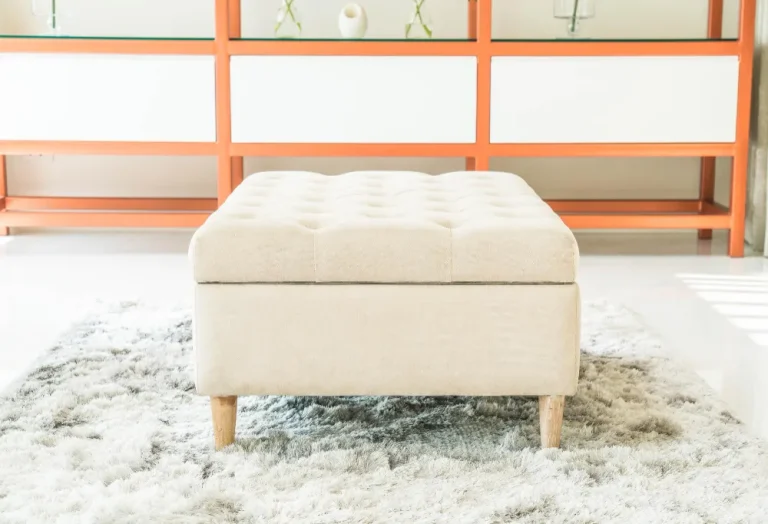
left=215, top=0, right=233, bottom=206
left=730, top=0, right=757, bottom=256
left=0, top=155, right=8, bottom=236
left=229, top=0, right=245, bottom=189
left=698, top=0, right=723, bottom=239
left=474, top=0, right=492, bottom=171
left=466, top=0, right=478, bottom=171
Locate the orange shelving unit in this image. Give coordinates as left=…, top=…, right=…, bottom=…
left=0, top=0, right=757, bottom=256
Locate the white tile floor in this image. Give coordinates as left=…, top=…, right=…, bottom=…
left=2, top=229, right=768, bottom=441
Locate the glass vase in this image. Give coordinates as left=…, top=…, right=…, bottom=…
left=274, top=0, right=302, bottom=39
left=31, top=0, right=64, bottom=36
left=553, top=0, right=595, bottom=38
left=405, top=0, right=433, bottom=39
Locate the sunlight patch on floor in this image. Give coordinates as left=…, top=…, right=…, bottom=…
left=679, top=273, right=768, bottom=347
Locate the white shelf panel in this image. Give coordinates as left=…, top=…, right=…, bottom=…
left=0, top=54, right=216, bottom=142
left=490, top=55, right=739, bottom=144
left=231, top=56, right=477, bottom=144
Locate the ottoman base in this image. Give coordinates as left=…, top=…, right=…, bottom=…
left=194, top=283, right=580, bottom=396
left=195, top=283, right=580, bottom=450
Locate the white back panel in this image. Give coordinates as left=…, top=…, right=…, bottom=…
left=231, top=56, right=477, bottom=143
left=0, top=53, right=216, bottom=142
left=490, top=56, right=739, bottom=143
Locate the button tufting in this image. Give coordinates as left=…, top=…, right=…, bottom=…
left=192, top=170, right=577, bottom=284
left=363, top=210, right=395, bottom=219
left=298, top=219, right=323, bottom=230
left=429, top=216, right=453, bottom=228
left=297, top=205, right=324, bottom=213
left=424, top=196, right=446, bottom=203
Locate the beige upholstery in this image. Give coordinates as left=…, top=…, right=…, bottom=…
left=194, top=283, right=581, bottom=397
left=189, top=171, right=579, bottom=284
left=192, top=170, right=581, bottom=448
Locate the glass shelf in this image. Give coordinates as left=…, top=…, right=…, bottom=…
left=239, top=0, right=470, bottom=40
left=231, top=37, right=739, bottom=43
left=0, top=0, right=214, bottom=39
left=0, top=34, right=213, bottom=41
left=0, top=0, right=743, bottom=42
left=233, top=38, right=472, bottom=42
left=492, top=0, right=741, bottom=41
left=492, top=38, right=739, bottom=42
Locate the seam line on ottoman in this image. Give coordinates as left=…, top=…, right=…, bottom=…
left=313, top=230, right=318, bottom=282
left=193, top=286, right=200, bottom=393
left=573, top=283, right=582, bottom=387
left=194, top=281, right=576, bottom=285
left=449, top=226, right=454, bottom=283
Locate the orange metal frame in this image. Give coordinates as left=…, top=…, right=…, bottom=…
left=0, top=0, right=757, bottom=256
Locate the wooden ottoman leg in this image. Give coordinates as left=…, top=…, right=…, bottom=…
left=211, top=396, right=237, bottom=450
left=539, top=395, right=565, bottom=448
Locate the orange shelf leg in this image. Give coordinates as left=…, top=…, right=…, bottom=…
left=229, top=0, right=245, bottom=189
left=698, top=157, right=716, bottom=239
left=699, top=0, right=723, bottom=240
left=215, top=0, right=233, bottom=206
left=466, top=0, right=479, bottom=171
left=474, top=0, right=492, bottom=171
left=730, top=0, right=756, bottom=257
left=0, top=155, right=8, bottom=236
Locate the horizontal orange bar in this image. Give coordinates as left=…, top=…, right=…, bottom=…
left=0, top=38, right=735, bottom=58
left=0, top=141, right=216, bottom=156
left=0, top=38, right=215, bottom=55
left=491, top=40, right=739, bottom=57
left=231, top=143, right=477, bottom=157
left=232, top=143, right=736, bottom=158
left=490, top=142, right=735, bottom=157
left=2, top=197, right=729, bottom=216
left=563, top=213, right=731, bottom=229
left=6, top=197, right=217, bottom=212
left=0, top=142, right=732, bottom=158
left=1, top=208, right=731, bottom=230
left=229, top=40, right=478, bottom=56
left=548, top=200, right=701, bottom=213
left=0, top=211, right=209, bottom=228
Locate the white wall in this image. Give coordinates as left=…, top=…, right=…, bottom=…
left=0, top=0, right=741, bottom=204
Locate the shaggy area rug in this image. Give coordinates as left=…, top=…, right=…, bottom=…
left=1, top=300, right=767, bottom=523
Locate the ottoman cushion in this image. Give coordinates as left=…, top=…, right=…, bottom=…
left=189, top=170, right=578, bottom=284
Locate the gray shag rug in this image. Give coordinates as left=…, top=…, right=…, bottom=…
left=1, top=300, right=768, bottom=523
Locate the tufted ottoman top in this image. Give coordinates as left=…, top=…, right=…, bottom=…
left=190, top=171, right=579, bottom=284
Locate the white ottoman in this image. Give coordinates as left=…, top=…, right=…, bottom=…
left=189, top=170, right=580, bottom=450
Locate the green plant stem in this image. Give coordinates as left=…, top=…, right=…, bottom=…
left=407, top=0, right=432, bottom=38
left=569, top=0, right=580, bottom=35
left=275, top=0, right=301, bottom=36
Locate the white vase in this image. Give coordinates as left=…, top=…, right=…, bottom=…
left=338, top=3, right=367, bottom=39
